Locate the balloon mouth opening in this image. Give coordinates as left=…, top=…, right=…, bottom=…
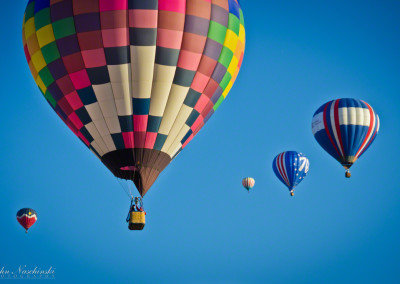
left=118, top=166, right=140, bottom=183
left=116, top=166, right=140, bottom=183
left=342, top=162, right=353, bottom=170
left=120, top=166, right=139, bottom=171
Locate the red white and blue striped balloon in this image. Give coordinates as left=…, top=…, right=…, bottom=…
left=272, top=151, right=309, bottom=195
left=312, top=98, right=379, bottom=172
left=242, top=177, right=255, bottom=191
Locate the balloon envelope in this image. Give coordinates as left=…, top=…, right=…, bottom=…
left=272, top=151, right=309, bottom=192
left=22, top=0, right=245, bottom=196
left=16, top=208, right=37, bottom=232
left=312, top=98, right=379, bottom=170
left=242, top=177, right=255, bottom=191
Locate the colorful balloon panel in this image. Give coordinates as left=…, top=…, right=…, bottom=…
left=242, top=177, right=255, bottom=191
left=22, top=0, right=245, bottom=196
left=16, top=208, right=38, bottom=232
left=272, top=151, right=309, bottom=191
left=312, top=98, right=379, bottom=169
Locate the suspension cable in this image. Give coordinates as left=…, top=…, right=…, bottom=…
left=116, top=178, right=132, bottom=199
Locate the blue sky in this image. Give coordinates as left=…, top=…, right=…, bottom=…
left=1, top=0, right=400, bottom=283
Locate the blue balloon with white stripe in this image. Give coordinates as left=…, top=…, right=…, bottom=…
left=272, top=151, right=310, bottom=196
left=311, top=98, right=379, bottom=178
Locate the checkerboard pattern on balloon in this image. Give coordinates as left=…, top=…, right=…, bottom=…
left=22, top=0, right=245, bottom=161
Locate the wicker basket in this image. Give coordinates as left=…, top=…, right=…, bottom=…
left=128, top=212, right=146, bottom=230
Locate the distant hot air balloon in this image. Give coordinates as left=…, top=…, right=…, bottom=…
left=272, top=151, right=309, bottom=196
left=242, top=177, right=255, bottom=192
left=22, top=0, right=245, bottom=210
left=17, top=208, right=37, bottom=233
left=312, top=98, right=379, bottom=178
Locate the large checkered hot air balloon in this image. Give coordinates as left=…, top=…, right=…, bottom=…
left=22, top=0, right=245, bottom=198
left=312, top=98, right=379, bottom=178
